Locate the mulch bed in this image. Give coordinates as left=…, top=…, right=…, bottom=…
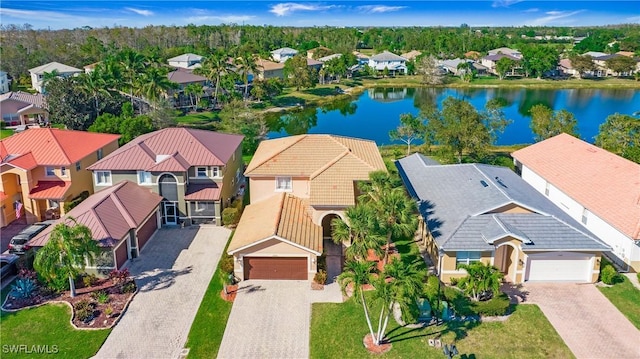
left=362, top=333, right=392, bottom=354
left=220, top=284, right=238, bottom=302
left=3, top=278, right=136, bottom=329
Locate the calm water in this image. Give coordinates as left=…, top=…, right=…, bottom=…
left=267, top=87, right=640, bottom=145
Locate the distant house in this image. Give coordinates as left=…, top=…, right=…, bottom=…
left=512, top=133, right=640, bottom=272
left=0, top=128, right=120, bottom=226
left=166, top=69, right=208, bottom=107
left=87, top=128, right=244, bottom=226
left=306, top=46, right=331, bottom=59
left=0, top=71, right=9, bottom=94
left=30, top=180, right=162, bottom=272
left=464, top=51, right=481, bottom=60
left=0, top=91, right=48, bottom=126
left=168, top=53, right=204, bottom=70
left=558, top=59, right=579, bottom=78
left=440, top=58, right=487, bottom=76
left=318, top=53, right=342, bottom=62
left=397, top=153, right=609, bottom=284
left=488, top=47, right=522, bottom=59
left=400, top=50, right=422, bottom=61
left=352, top=51, right=370, bottom=66
left=481, top=53, right=520, bottom=74
left=271, top=47, right=298, bottom=63
left=83, top=62, right=100, bottom=74
left=254, top=59, right=285, bottom=80
left=368, top=51, right=407, bottom=74
left=592, top=54, right=639, bottom=77
left=28, top=62, right=82, bottom=93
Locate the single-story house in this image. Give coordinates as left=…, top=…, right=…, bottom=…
left=512, top=133, right=640, bottom=272
left=271, top=47, right=298, bottom=63
left=401, top=50, right=422, bottom=61
left=29, top=180, right=162, bottom=273
left=0, top=91, right=48, bottom=126
left=29, top=62, right=82, bottom=93
left=168, top=53, right=204, bottom=70
left=397, top=153, right=610, bottom=284
left=488, top=47, right=522, bottom=59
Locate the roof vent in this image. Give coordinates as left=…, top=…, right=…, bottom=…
left=495, top=176, right=508, bottom=188
left=480, top=180, right=488, bottom=187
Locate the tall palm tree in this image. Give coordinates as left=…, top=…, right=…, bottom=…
left=234, top=53, right=260, bottom=100
left=77, top=69, right=110, bottom=117
left=116, top=49, right=146, bottom=105
left=338, top=260, right=377, bottom=344
left=184, top=83, right=204, bottom=110
left=195, top=52, right=232, bottom=105
left=41, top=69, right=60, bottom=93
left=33, top=217, right=101, bottom=297
left=458, top=261, right=504, bottom=301
left=332, top=204, right=385, bottom=261
left=135, top=66, right=176, bottom=108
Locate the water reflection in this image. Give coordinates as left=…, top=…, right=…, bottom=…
left=368, top=88, right=409, bottom=102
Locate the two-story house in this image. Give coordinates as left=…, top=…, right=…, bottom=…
left=28, top=62, right=82, bottom=93
left=512, top=133, right=640, bottom=272
left=0, top=128, right=120, bottom=226
left=87, top=128, right=244, bottom=226
left=487, top=47, right=523, bottom=59
left=368, top=51, right=407, bottom=75
left=271, top=47, right=298, bottom=63
left=167, top=53, right=204, bottom=70
left=0, top=91, right=48, bottom=126
left=228, top=134, right=386, bottom=281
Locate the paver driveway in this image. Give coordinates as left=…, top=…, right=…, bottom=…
left=94, top=226, right=230, bottom=359
left=526, top=283, right=640, bottom=359
left=218, top=280, right=341, bottom=359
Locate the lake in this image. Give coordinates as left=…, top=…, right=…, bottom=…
left=266, top=87, right=640, bottom=145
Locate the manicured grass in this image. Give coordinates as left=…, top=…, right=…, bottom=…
left=598, top=276, right=640, bottom=329
left=184, top=233, right=234, bottom=359
left=311, top=297, right=572, bottom=359
left=0, top=303, right=111, bottom=358
left=175, top=111, right=218, bottom=125
left=1, top=129, right=14, bottom=139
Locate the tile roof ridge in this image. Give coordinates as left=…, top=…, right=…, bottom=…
left=441, top=215, right=471, bottom=249
left=246, top=135, right=307, bottom=173
left=274, top=192, right=287, bottom=236
left=110, top=182, right=137, bottom=228
left=184, top=128, right=226, bottom=164
left=47, top=129, right=72, bottom=164
left=546, top=213, right=608, bottom=247
left=310, top=149, right=351, bottom=180
left=329, top=135, right=381, bottom=170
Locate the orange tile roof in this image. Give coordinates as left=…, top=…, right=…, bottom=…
left=5, top=152, right=38, bottom=170
left=29, top=181, right=71, bottom=200
left=512, top=133, right=640, bottom=239
left=228, top=193, right=322, bottom=254
left=245, top=135, right=386, bottom=206
left=0, top=128, right=120, bottom=166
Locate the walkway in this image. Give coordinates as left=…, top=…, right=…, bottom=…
left=218, top=280, right=342, bottom=359
left=525, top=283, right=640, bottom=359
left=93, top=226, right=230, bottom=359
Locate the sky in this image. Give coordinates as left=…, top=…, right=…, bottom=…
left=0, top=1, right=638, bottom=30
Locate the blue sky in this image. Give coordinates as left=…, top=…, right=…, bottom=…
left=1, top=1, right=638, bottom=30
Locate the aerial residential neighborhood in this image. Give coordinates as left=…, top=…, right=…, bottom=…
left=0, top=1, right=639, bottom=359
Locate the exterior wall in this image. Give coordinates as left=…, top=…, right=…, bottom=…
left=312, top=207, right=346, bottom=227
left=440, top=251, right=493, bottom=283
left=232, top=237, right=317, bottom=281
left=30, top=70, right=82, bottom=93
left=1, top=99, right=30, bottom=123
left=494, top=237, right=526, bottom=283
left=248, top=177, right=310, bottom=204
left=0, top=73, right=8, bottom=94
left=517, top=163, right=638, bottom=271
left=368, top=59, right=407, bottom=73
left=486, top=203, right=534, bottom=214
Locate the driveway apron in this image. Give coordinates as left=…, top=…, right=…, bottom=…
left=525, top=283, right=640, bottom=359
left=94, top=226, right=230, bottom=359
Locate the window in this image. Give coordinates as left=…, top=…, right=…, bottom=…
left=196, top=167, right=208, bottom=178
left=75, top=161, right=81, bottom=171
left=97, top=148, right=103, bottom=160
left=47, top=199, right=59, bottom=209
left=189, top=201, right=215, bottom=217
left=212, top=166, right=220, bottom=178
left=581, top=208, right=589, bottom=225
left=137, top=171, right=152, bottom=185
left=456, top=251, right=481, bottom=267
left=275, top=176, right=292, bottom=191
left=60, top=167, right=67, bottom=177
left=95, top=171, right=111, bottom=185
left=544, top=182, right=550, bottom=196
left=45, top=167, right=55, bottom=176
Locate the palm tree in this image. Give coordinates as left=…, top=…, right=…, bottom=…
left=234, top=53, right=260, bottom=100
left=135, top=66, right=176, bottom=109
left=33, top=217, right=101, bottom=297
left=332, top=204, right=386, bottom=261
left=458, top=261, right=504, bottom=301
left=195, top=52, right=232, bottom=105
left=41, top=69, right=60, bottom=93
left=116, top=49, right=146, bottom=105
left=184, top=83, right=204, bottom=110
left=338, top=260, right=377, bottom=344
left=77, top=69, right=110, bottom=117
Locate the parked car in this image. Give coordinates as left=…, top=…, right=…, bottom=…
left=8, top=221, right=53, bottom=254
left=0, top=253, right=19, bottom=280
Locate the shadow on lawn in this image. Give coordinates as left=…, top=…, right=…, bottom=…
left=384, top=320, right=480, bottom=344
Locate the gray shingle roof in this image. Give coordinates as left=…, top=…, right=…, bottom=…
left=396, top=153, right=609, bottom=252
left=370, top=51, right=407, bottom=62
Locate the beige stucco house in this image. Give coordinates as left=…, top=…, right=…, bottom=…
left=228, top=134, right=387, bottom=281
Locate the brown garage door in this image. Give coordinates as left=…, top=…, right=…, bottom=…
left=244, top=257, right=307, bottom=280
left=114, top=241, right=128, bottom=269
left=137, top=212, right=158, bottom=251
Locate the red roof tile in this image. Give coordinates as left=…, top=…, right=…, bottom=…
left=29, top=181, right=71, bottom=200
left=30, top=181, right=162, bottom=247
left=88, top=128, right=243, bottom=171
left=0, top=128, right=120, bottom=166
left=512, top=133, right=640, bottom=239
left=5, top=152, right=38, bottom=170
left=185, top=183, right=222, bottom=201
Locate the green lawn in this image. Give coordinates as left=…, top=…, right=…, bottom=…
left=1, top=129, right=14, bottom=139
left=0, top=303, right=111, bottom=359
left=175, top=111, right=218, bottom=126
left=184, top=233, right=234, bottom=359
left=598, top=277, right=640, bottom=329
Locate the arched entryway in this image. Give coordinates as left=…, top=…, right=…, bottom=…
left=495, top=243, right=517, bottom=282
left=159, top=174, right=178, bottom=225
left=320, top=213, right=344, bottom=283
left=321, top=213, right=340, bottom=239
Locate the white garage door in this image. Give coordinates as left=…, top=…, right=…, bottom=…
left=526, top=252, right=592, bottom=282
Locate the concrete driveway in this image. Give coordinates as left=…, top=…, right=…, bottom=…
left=217, top=280, right=342, bottom=359
left=526, top=283, right=640, bottom=359
left=94, top=226, right=231, bottom=359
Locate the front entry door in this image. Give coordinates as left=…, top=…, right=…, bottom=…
left=164, top=202, right=177, bottom=225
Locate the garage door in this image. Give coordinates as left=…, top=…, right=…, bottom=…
left=526, top=253, right=592, bottom=282
left=137, top=212, right=158, bottom=251
left=244, top=257, right=307, bottom=280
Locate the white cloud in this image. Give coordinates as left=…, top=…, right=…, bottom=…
left=0, top=8, right=77, bottom=21
left=125, top=7, right=154, bottom=17
left=357, top=5, right=406, bottom=14
left=492, top=0, right=525, bottom=8
left=269, top=3, right=335, bottom=16
left=523, top=8, right=539, bottom=13
left=527, top=10, right=584, bottom=26
left=187, top=15, right=256, bottom=24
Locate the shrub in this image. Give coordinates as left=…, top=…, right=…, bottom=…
left=75, top=300, right=95, bottom=322
left=472, top=292, right=511, bottom=316
left=600, top=265, right=623, bottom=285
left=18, top=268, right=38, bottom=281
left=222, top=208, right=239, bottom=226
left=104, top=305, right=113, bottom=317
left=63, top=191, right=90, bottom=212
left=317, top=255, right=327, bottom=272
left=120, top=281, right=136, bottom=294
left=11, top=279, right=37, bottom=299
left=220, top=253, right=235, bottom=275
left=109, top=268, right=130, bottom=284
left=16, top=251, right=35, bottom=270
left=449, top=277, right=459, bottom=286
left=82, top=274, right=99, bottom=288
left=42, top=271, right=70, bottom=292
left=91, top=290, right=110, bottom=304
left=314, top=270, right=327, bottom=285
